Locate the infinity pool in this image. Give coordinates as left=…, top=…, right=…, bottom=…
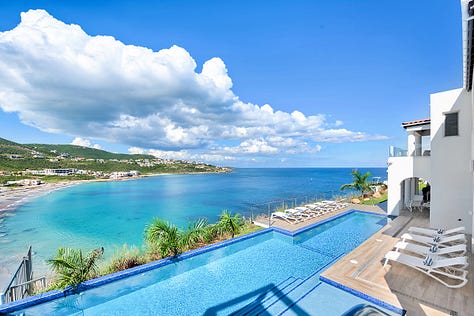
left=1, top=211, right=402, bottom=315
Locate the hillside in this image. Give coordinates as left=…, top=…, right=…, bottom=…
left=26, top=143, right=153, bottom=160
left=0, top=137, right=34, bottom=157
left=0, top=137, right=229, bottom=181
left=0, top=137, right=153, bottom=160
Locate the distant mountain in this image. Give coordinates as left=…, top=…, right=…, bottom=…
left=0, top=137, right=36, bottom=157
left=26, top=143, right=154, bottom=160
left=0, top=137, right=228, bottom=177
left=0, top=137, right=153, bottom=159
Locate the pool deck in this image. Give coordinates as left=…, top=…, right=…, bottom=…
left=254, top=203, right=386, bottom=231
left=256, top=205, right=473, bottom=315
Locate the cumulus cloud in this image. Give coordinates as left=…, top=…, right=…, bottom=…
left=147, top=149, right=234, bottom=163
left=0, top=9, right=387, bottom=163
left=71, top=137, right=101, bottom=149
left=128, top=147, right=146, bottom=155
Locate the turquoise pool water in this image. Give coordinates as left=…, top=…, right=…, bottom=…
left=3, top=211, right=401, bottom=316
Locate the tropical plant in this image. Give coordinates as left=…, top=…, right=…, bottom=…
left=340, top=170, right=372, bottom=198
left=182, top=218, right=212, bottom=247
left=145, top=218, right=185, bottom=257
left=47, top=247, right=104, bottom=289
left=216, top=210, right=242, bottom=238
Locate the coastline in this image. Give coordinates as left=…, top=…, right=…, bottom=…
left=0, top=182, right=82, bottom=215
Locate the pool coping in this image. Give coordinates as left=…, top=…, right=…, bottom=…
left=0, top=209, right=396, bottom=314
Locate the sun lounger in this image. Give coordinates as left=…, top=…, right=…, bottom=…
left=384, top=251, right=468, bottom=288
left=401, top=233, right=466, bottom=246
left=408, top=226, right=465, bottom=237
left=294, top=206, right=317, bottom=217
left=285, top=208, right=313, bottom=220
left=271, top=211, right=301, bottom=224
left=394, top=241, right=467, bottom=257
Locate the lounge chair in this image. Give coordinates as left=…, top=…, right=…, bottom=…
left=401, top=233, right=466, bottom=246
left=294, top=206, right=316, bottom=217
left=394, top=241, right=467, bottom=257
left=384, top=251, right=468, bottom=288
left=270, top=211, right=301, bottom=224
left=408, top=226, right=465, bottom=237
left=285, top=208, right=313, bottom=220
left=409, top=195, right=424, bottom=212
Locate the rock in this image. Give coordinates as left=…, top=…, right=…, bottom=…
left=351, top=198, right=360, bottom=204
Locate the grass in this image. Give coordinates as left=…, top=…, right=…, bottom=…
left=361, top=191, right=388, bottom=205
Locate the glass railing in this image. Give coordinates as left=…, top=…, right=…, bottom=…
left=389, top=146, right=408, bottom=157
left=389, top=146, right=430, bottom=157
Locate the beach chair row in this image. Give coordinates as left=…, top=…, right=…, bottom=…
left=384, top=225, right=468, bottom=288
left=270, top=200, right=348, bottom=224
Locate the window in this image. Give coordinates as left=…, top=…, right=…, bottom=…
left=444, top=112, right=458, bottom=136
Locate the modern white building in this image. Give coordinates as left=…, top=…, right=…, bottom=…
left=388, top=0, right=474, bottom=246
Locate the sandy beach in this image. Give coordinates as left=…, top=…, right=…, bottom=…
left=0, top=181, right=82, bottom=214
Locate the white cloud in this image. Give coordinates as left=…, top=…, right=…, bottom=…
left=0, top=9, right=387, bottom=162
left=128, top=147, right=145, bottom=155
left=71, top=137, right=101, bottom=149
left=147, top=149, right=233, bottom=163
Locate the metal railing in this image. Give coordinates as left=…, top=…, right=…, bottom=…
left=0, top=246, right=46, bottom=305
left=240, top=192, right=351, bottom=227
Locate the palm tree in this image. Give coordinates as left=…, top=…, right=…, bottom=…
left=47, top=247, right=104, bottom=289
left=145, top=218, right=184, bottom=257
left=182, top=218, right=212, bottom=248
left=216, top=210, right=242, bottom=238
left=340, top=170, right=372, bottom=198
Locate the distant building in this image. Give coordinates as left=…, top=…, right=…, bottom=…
left=43, top=168, right=77, bottom=176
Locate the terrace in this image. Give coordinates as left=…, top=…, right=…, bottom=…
left=322, top=209, right=473, bottom=315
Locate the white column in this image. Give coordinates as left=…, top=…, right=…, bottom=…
left=407, top=132, right=416, bottom=156
left=414, top=134, right=422, bottom=156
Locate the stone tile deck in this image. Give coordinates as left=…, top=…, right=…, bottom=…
left=321, top=209, right=473, bottom=316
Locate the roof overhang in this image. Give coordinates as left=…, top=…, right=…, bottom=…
left=402, top=118, right=431, bottom=134
left=401, top=118, right=431, bottom=128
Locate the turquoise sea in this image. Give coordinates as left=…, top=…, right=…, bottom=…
left=0, top=168, right=386, bottom=280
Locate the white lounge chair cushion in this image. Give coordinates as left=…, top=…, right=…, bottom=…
left=384, top=251, right=468, bottom=288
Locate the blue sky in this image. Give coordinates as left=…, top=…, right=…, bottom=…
left=0, top=0, right=463, bottom=167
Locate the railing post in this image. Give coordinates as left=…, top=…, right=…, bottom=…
left=25, top=254, right=31, bottom=294
left=267, top=203, right=271, bottom=227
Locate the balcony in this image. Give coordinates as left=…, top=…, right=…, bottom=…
left=389, top=146, right=430, bottom=158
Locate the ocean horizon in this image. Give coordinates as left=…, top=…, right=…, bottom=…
left=0, top=167, right=386, bottom=282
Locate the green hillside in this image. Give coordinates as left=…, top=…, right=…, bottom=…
left=26, top=143, right=153, bottom=160
left=0, top=137, right=228, bottom=183
left=0, top=137, right=34, bottom=157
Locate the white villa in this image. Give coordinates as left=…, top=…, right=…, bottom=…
left=387, top=0, right=474, bottom=249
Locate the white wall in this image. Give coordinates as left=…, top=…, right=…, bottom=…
left=430, top=88, right=473, bottom=234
